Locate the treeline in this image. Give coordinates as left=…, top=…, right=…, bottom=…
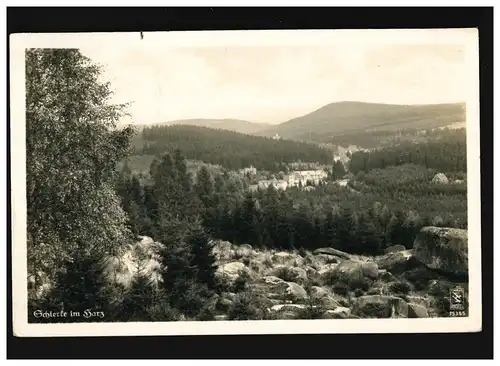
left=133, top=124, right=331, bottom=172
left=349, top=131, right=467, bottom=174
left=117, top=157, right=465, bottom=257
left=313, top=127, right=466, bottom=149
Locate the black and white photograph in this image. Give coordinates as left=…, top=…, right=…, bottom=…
left=10, top=29, right=481, bottom=337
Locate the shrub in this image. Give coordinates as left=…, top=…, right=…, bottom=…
left=228, top=291, right=262, bottom=320
left=332, top=282, right=349, bottom=296
left=353, top=288, right=365, bottom=297
left=389, top=281, right=412, bottom=296
left=232, top=271, right=251, bottom=293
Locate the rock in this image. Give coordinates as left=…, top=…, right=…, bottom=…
left=102, top=239, right=163, bottom=290
left=378, top=269, right=398, bottom=283
left=318, top=263, right=339, bottom=275
left=313, top=247, right=352, bottom=260
left=271, top=265, right=307, bottom=283
left=310, top=286, right=329, bottom=298
left=271, top=252, right=304, bottom=266
left=285, top=282, right=308, bottom=301
left=432, top=173, right=449, bottom=184
left=236, top=244, right=254, bottom=257
left=408, top=303, right=429, bottom=318
left=361, top=262, right=379, bottom=280
left=328, top=260, right=366, bottom=288
left=353, top=295, right=408, bottom=318
left=262, top=275, right=285, bottom=285
left=324, top=307, right=351, bottom=319
left=314, top=253, right=340, bottom=265
left=310, top=286, right=340, bottom=309
left=384, top=244, right=407, bottom=254
left=375, top=250, right=419, bottom=274
left=270, top=304, right=308, bottom=312
left=413, top=226, right=468, bottom=278
left=406, top=295, right=429, bottom=308
left=215, top=262, right=249, bottom=282
left=290, top=267, right=308, bottom=282
left=304, top=265, right=319, bottom=275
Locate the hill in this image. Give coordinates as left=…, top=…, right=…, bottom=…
left=131, top=124, right=331, bottom=172
left=143, top=118, right=272, bottom=135
left=256, top=101, right=466, bottom=141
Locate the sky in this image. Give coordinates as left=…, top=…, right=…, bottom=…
left=76, top=31, right=470, bottom=126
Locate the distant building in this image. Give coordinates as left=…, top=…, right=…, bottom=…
left=272, top=134, right=281, bottom=140
left=239, top=165, right=257, bottom=176
left=287, top=170, right=328, bottom=187
left=258, top=179, right=288, bottom=191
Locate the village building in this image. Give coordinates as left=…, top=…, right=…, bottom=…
left=238, top=165, right=257, bottom=176
left=258, top=178, right=288, bottom=191
left=287, top=169, right=328, bottom=187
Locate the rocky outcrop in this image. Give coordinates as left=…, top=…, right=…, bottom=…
left=327, top=260, right=378, bottom=289
left=413, top=226, right=468, bottom=278
left=215, top=262, right=249, bottom=283
left=101, top=235, right=163, bottom=290
left=313, top=247, right=352, bottom=260
left=375, top=250, right=419, bottom=274
left=431, top=173, right=449, bottom=184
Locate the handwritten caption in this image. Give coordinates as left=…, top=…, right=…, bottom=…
left=33, top=309, right=105, bottom=319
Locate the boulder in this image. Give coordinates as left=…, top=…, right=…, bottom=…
left=290, top=267, right=308, bottom=282
left=313, top=247, right=352, bottom=260
left=285, top=282, right=308, bottom=301
left=261, top=275, right=285, bottom=285
left=408, top=303, right=429, bottom=318
left=215, top=262, right=249, bottom=282
left=314, top=253, right=340, bottom=265
left=328, top=260, right=373, bottom=289
left=324, top=307, right=351, bottom=319
left=353, top=295, right=408, bottom=318
left=318, top=263, right=339, bottom=275
left=310, top=286, right=340, bottom=309
left=361, top=262, right=379, bottom=280
left=431, top=173, right=449, bottom=184
left=101, top=238, right=163, bottom=290
left=384, top=244, right=407, bottom=254
left=375, top=250, right=419, bottom=274
left=413, top=227, right=468, bottom=278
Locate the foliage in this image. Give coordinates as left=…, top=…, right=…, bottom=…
left=26, top=49, right=133, bottom=313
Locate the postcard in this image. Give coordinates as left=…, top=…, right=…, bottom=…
left=10, top=28, right=481, bottom=337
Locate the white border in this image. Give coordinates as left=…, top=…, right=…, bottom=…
left=10, top=29, right=482, bottom=337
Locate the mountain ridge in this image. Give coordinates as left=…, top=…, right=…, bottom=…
left=255, top=101, right=466, bottom=141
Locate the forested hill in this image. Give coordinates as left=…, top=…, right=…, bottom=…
left=348, top=128, right=467, bottom=175
left=256, top=101, right=466, bottom=141
left=132, top=124, right=331, bottom=171
left=144, top=118, right=272, bottom=135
